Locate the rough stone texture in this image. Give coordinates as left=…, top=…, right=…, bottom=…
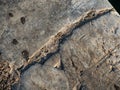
left=1, top=0, right=120, bottom=90
left=0, top=0, right=112, bottom=69
left=14, top=64, right=69, bottom=90
left=0, top=60, right=19, bottom=90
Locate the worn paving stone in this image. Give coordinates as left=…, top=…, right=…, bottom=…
left=0, top=0, right=120, bottom=90
left=14, top=64, right=69, bottom=90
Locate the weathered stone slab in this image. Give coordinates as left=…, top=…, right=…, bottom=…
left=14, top=64, right=69, bottom=90
left=0, top=0, right=120, bottom=90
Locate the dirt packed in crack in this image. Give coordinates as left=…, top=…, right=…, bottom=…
left=0, top=61, right=19, bottom=90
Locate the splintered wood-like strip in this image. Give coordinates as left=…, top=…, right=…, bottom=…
left=22, top=8, right=114, bottom=70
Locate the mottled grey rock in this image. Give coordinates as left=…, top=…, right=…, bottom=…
left=0, top=0, right=120, bottom=90
left=15, top=64, right=69, bottom=90
left=0, top=0, right=112, bottom=69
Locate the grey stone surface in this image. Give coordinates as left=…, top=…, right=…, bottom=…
left=0, top=0, right=112, bottom=69
left=15, top=64, right=69, bottom=90
left=1, top=0, right=120, bottom=90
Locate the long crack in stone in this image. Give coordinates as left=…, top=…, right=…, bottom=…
left=21, top=8, right=114, bottom=71
left=0, top=8, right=114, bottom=90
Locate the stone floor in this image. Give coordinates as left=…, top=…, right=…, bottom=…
left=0, top=0, right=120, bottom=90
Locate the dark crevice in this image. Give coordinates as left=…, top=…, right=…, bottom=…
left=80, top=71, right=84, bottom=76
left=59, top=52, right=64, bottom=70
left=0, top=51, right=1, bottom=56
left=108, top=0, right=120, bottom=14
left=20, top=17, right=26, bottom=24
left=12, top=39, right=18, bottom=45
left=70, top=58, right=78, bottom=70
left=79, top=84, right=88, bottom=90
left=18, top=61, right=37, bottom=73
left=114, top=84, right=120, bottom=90
left=111, top=66, right=116, bottom=72
left=8, top=12, right=14, bottom=17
